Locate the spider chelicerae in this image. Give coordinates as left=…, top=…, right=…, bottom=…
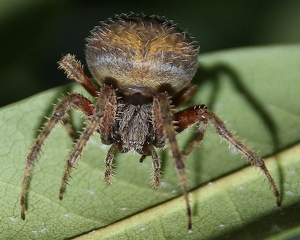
left=20, top=13, right=281, bottom=230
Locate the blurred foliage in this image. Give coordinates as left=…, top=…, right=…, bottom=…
left=1, top=0, right=300, bottom=106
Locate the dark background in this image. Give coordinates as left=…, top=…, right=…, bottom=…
left=1, top=0, right=300, bottom=107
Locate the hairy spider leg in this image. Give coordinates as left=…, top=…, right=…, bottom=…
left=142, top=144, right=162, bottom=188
left=174, top=104, right=208, bottom=159
left=57, top=54, right=100, bottom=140
left=155, top=93, right=193, bottom=230
left=59, top=54, right=99, bottom=98
left=21, top=93, right=94, bottom=220
left=149, top=145, right=161, bottom=188
left=171, top=84, right=198, bottom=107
left=103, top=143, right=118, bottom=185
left=59, top=86, right=116, bottom=200
left=174, top=104, right=281, bottom=207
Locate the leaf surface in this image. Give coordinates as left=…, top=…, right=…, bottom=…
left=0, top=45, right=300, bottom=239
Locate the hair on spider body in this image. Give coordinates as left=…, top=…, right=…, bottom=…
left=86, top=13, right=199, bottom=95
left=21, top=13, right=280, bottom=231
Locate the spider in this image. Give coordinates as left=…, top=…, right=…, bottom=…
left=20, top=13, right=281, bottom=230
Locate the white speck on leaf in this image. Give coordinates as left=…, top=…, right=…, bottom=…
left=285, top=190, right=294, bottom=196
left=140, top=227, right=146, bottom=231
left=88, top=189, right=95, bottom=195
left=32, top=227, right=48, bottom=235
left=219, top=223, right=226, bottom=228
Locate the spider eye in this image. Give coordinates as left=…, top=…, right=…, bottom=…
left=85, top=13, right=199, bottom=94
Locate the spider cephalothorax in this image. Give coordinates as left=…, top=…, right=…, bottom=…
left=21, top=13, right=280, bottom=230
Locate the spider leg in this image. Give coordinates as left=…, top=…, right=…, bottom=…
left=21, top=93, right=94, bottom=220
left=182, top=121, right=207, bottom=160
left=139, top=155, right=147, bottom=163
left=175, top=104, right=281, bottom=207
left=103, top=143, right=118, bottom=185
left=171, top=83, right=198, bottom=107
left=58, top=54, right=99, bottom=98
left=155, top=93, right=192, bottom=230
left=174, top=104, right=208, bottom=160
left=59, top=85, right=116, bottom=200
left=61, top=112, right=78, bottom=141
left=138, top=145, right=161, bottom=188
left=58, top=54, right=99, bottom=140
left=148, top=144, right=161, bottom=188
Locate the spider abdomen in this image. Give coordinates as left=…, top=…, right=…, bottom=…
left=85, top=13, right=199, bottom=94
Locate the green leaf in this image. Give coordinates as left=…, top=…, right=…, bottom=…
left=1, top=45, right=300, bottom=239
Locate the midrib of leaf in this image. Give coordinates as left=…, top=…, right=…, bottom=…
left=74, top=143, right=300, bottom=240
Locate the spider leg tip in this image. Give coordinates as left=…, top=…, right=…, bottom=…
left=277, top=199, right=281, bottom=207
left=59, top=194, right=64, bottom=200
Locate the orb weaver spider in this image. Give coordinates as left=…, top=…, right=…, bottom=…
left=21, top=13, right=280, bottom=230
